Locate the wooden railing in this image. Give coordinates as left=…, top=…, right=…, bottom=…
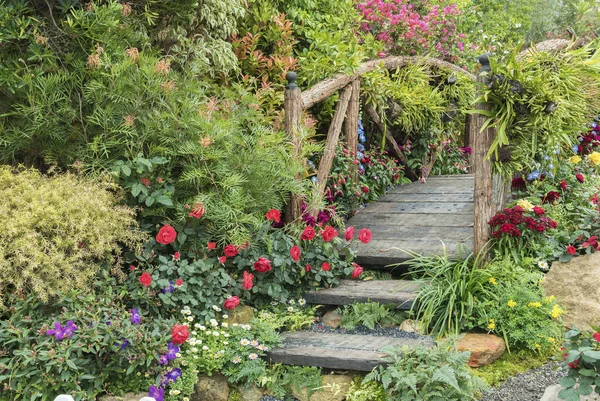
left=283, top=54, right=499, bottom=256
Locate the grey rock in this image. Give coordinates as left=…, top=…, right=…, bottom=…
left=540, top=384, right=600, bottom=401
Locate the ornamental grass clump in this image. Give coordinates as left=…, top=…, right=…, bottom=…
left=0, top=166, right=145, bottom=309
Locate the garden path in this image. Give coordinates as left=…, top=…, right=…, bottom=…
left=349, top=174, right=474, bottom=268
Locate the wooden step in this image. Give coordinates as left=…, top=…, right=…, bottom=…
left=304, top=279, right=419, bottom=309
left=267, top=331, right=434, bottom=371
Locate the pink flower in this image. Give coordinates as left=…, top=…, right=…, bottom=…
left=322, top=226, right=338, bottom=242
left=301, top=226, right=316, bottom=241
left=173, top=251, right=180, bottom=261
left=593, top=332, right=600, bottom=342
left=224, top=296, right=240, bottom=310
left=156, top=225, right=177, bottom=245
left=188, top=203, right=204, bottom=219
left=141, top=177, right=150, bottom=187
left=305, top=264, right=313, bottom=272
left=218, top=256, right=226, bottom=264
left=566, top=246, right=577, bottom=256
left=207, top=242, right=217, bottom=250
left=224, top=244, right=238, bottom=257
left=242, top=271, right=254, bottom=291
left=175, top=278, right=183, bottom=286
left=345, top=226, right=355, bottom=241
left=358, top=228, right=372, bottom=244
left=253, top=257, right=272, bottom=273
left=265, top=209, right=281, bottom=223
left=139, top=272, right=152, bottom=287
left=351, top=263, right=363, bottom=279
left=321, top=262, right=331, bottom=271
left=290, top=245, right=301, bottom=262
left=576, top=173, right=585, bottom=183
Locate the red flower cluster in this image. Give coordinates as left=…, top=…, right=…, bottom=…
left=489, top=206, right=557, bottom=238
left=574, top=127, right=600, bottom=155
left=542, top=191, right=560, bottom=204
left=511, top=177, right=527, bottom=190
left=265, top=209, right=281, bottom=223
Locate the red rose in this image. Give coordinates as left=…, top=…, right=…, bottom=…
left=141, top=177, right=150, bottom=187
left=301, top=226, right=316, bottom=241
left=242, top=271, right=254, bottom=291
left=566, top=245, right=577, bottom=256
left=171, top=324, right=190, bottom=345
left=358, top=228, right=372, bottom=244
left=156, top=225, right=177, bottom=245
left=351, top=263, right=363, bottom=279
left=542, top=191, right=560, bottom=204
left=218, top=256, right=226, bottom=264
left=129, top=264, right=136, bottom=271
left=173, top=251, right=181, bottom=261
left=305, top=264, right=312, bottom=272
left=207, top=242, right=217, bottom=250
left=321, top=226, right=338, bottom=242
left=559, top=180, right=568, bottom=191
left=593, top=332, right=600, bottom=342
left=139, top=272, right=152, bottom=287
left=175, top=278, right=183, bottom=286
left=362, top=186, right=370, bottom=194
left=188, top=203, right=205, bottom=219
left=224, top=244, right=238, bottom=257
left=576, top=173, right=585, bottom=183
left=533, top=206, right=545, bottom=215
left=253, top=257, right=272, bottom=273
left=290, top=245, right=301, bottom=262
left=224, top=296, right=240, bottom=310
left=265, top=209, right=281, bottom=223
left=321, top=262, right=331, bottom=271
left=345, top=226, right=355, bottom=241
left=568, top=359, right=580, bottom=369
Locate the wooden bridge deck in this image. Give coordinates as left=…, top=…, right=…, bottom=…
left=349, top=175, right=474, bottom=267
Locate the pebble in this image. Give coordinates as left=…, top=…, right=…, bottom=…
left=481, top=362, right=566, bottom=401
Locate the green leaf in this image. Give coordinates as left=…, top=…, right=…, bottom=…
left=145, top=196, right=155, bottom=207
left=156, top=195, right=173, bottom=206
left=560, top=376, right=576, bottom=388
left=121, top=164, right=131, bottom=176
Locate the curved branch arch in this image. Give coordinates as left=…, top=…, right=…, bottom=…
left=301, top=55, right=476, bottom=110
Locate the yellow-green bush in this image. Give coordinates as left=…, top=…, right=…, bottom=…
left=0, top=166, right=145, bottom=308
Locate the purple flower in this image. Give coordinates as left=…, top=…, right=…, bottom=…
left=302, top=214, right=317, bottom=226
left=165, top=342, right=179, bottom=361
left=130, top=308, right=141, bottom=325
left=161, top=282, right=175, bottom=294
left=149, top=385, right=164, bottom=401
left=63, top=320, right=78, bottom=338
left=158, top=355, right=169, bottom=365
left=105, top=321, right=111, bottom=326
left=46, top=322, right=65, bottom=340
left=163, top=368, right=182, bottom=384
left=460, top=147, right=472, bottom=155
left=317, top=210, right=330, bottom=224
left=115, top=339, right=130, bottom=349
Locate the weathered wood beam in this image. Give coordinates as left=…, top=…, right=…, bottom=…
left=311, top=85, right=354, bottom=216
left=283, top=72, right=304, bottom=223
left=471, top=54, right=496, bottom=257
left=364, top=103, right=419, bottom=182
left=344, top=79, right=361, bottom=184
left=302, top=56, right=476, bottom=110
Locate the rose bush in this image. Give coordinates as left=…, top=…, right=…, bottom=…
left=558, top=326, right=600, bottom=401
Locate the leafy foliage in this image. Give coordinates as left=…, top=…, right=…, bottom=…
left=338, top=302, right=406, bottom=331
left=364, top=342, right=488, bottom=401
left=0, top=271, right=173, bottom=401
left=558, top=326, right=600, bottom=401
left=471, top=350, right=550, bottom=387
left=258, top=365, right=323, bottom=400
left=0, top=166, right=144, bottom=310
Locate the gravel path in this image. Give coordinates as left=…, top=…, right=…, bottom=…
left=481, top=362, right=565, bottom=401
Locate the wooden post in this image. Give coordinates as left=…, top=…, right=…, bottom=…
left=344, top=79, right=361, bottom=184
left=284, top=72, right=304, bottom=223
left=311, top=85, right=354, bottom=216
left=471, top=54, right=497, bottom=257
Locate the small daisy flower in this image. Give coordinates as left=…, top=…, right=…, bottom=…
left=289, top=299, right=296, bottom=305
left=298, top=298, right=306, bottom=306
left=222, top=322, right=229, bottom=328
left=232, top=323, right=239, bottom=327
left=287, top=306, right=294, bottom=312
left=257, top=345, right=268, bottom=351
left=224, top=333, right=230, bottom=338
left=249, top=353, right=258, bottom=360
left=232, top=356, right=242, bottom=364
left=223, top=314, right=228, bottom=319
left=187, top=316, right=194, bottom=322
left=212, top=305, right=222, bottom=312
left=202, top=345, right=209, bottom=350
left=224, top=341, right=229, bottom=345
left=240, top=339, right=250, bottom=346
left=538, top=260, right=549, bottom=271
left=176, top=353, right=181, bottom=358
left=210, top=319, right=219, bottom=326
left=199, top=325, right=206, bottom=331
left=250, top=340, right=259, bottom=347
left=194, top=323, right=202, bottom=329
left=213, top=332, right=220, bottom=337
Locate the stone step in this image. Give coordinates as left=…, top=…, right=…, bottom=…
left=267, top=331, right=434, bottom=371
left=303, top=279, right=420, bottom=309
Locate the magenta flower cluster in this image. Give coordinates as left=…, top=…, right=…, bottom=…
left=357, top=0, right=468, bottom=62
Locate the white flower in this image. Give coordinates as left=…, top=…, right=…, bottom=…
left=213, top=331, right=220, bottom=337
left=184, top=398, right=190, bottom=401
left=199, top=325, right=206, bottom=331
left=182, top=322, right=189, bottom=326
left=222, top=314, right=228, bottom=319
left=202, top=345, right=209, bottom=350
left=176, top=353, right=181, bottom=358
left=298, top=298, right=306, bottom=306
left=250, top=340, right=259, bottom=347
left=538, top=260, right=549, bottom=271
left=249, top=353, right=258, bottom=360
left=221, top=322, right=229, bottom=328
left=169, top=389, right=181, bottom=395
left=287, top=306, right=294, bottom=312
left=232, top=356, right=242, bottom=364
left=210, top=319, right=219, bottom=326
left=515, top=23, right=522, bottom=28
left=224, top=333, right=230, bottom=338
left=212, top=305, right=222, bottom=312
left=187, top=316, right=194, bottom=322
left=289, top=299, right=295, bottom=305
left=257, top=344, right=268, bottom=351
left=240, top=339, right=250, bottom=346
left=181, top=360, right=188, bottom=366
left=224, top=341, right=229, bottom=345
left=191, top=347, right=198, bottom=353
left=232, top=323, right=239, bottom=327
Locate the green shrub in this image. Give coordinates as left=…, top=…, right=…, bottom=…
left=402, top=249, right=496, bottom=338
left=346, top=377, right=387, bottom=401
left=364, top=342, right=488, bottom=401
left=559, top=326, right=600, bottom=401
left=338, top=302, right=406, bottom=331
left=0, top=166, right=144, bottom=309
left=0, top=272, right=173, bottom=401
left=471, top=350, right=549, bottom=387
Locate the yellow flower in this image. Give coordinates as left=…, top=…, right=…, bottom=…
left=589, top=152, right=600, bottom=165
left=536, top=343, right=541, bottom=350
left=507, top=300, right=517, bottom=308
left=551, top=304, right=563, bottom=319
left=528, top=302, right=542, bottom=308
left=517, top=199, right=534, bottom=212
left=544, top=295, right=555, bottom=304
left=548, top=337, right=555, bottom=343
left=487, top=319, right=496, bottom=330
left=569, top=155, right=582, bottom=164
left=489, top=277, right=498, bottom=285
